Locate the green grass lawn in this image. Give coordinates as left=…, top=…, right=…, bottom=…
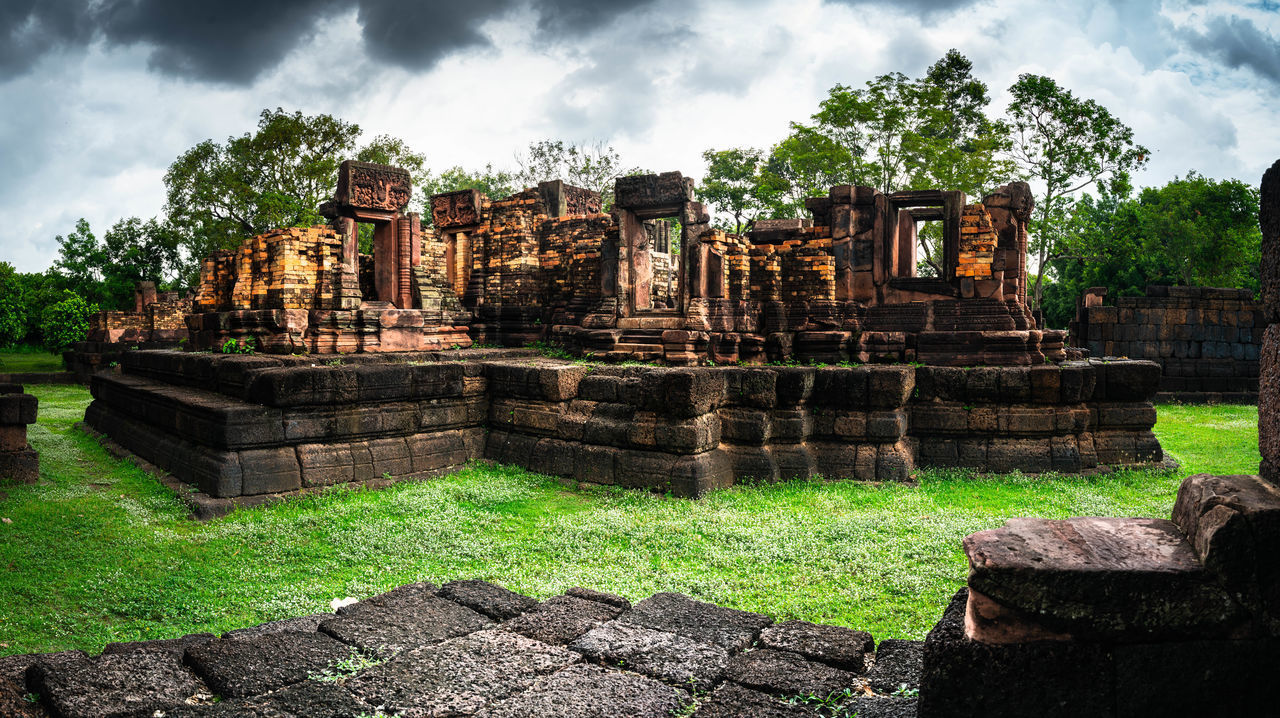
left=0, top=384, right=1260, bottom=657
left=0, top=347, right=64, bottom=374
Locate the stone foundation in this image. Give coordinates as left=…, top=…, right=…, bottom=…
left=85, top=349, right=1164, bottom=510
left=0, top=384, right=38, bottom=484
left=0, top=581, right=922, bottom=718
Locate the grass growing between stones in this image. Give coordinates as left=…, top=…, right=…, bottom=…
left=0, top=385, right=1259, bottom=657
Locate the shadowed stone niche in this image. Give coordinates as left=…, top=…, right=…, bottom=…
left=918, top=158, right=1280, bottom=717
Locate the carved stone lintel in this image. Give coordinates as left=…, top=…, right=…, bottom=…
left=431, top=189, right=482, bottom=229
left=335, top=160, right=412, bottom=214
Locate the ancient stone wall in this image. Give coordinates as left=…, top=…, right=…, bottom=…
left=85, top=350, right=1164, bottom=512
left=65, top=282, right=193, bottom=382
left=1070, top=285, right=1262, bottom=402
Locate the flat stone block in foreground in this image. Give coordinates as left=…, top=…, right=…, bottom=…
left=346, top=629, right=579, bottom=715
left=318, top=581, right=492, bottom=657
left=183, top=629, right=351, bottom=698
left=758, top=619, right=875, bottom=672
left=29, top=652, right=204, bottom=718
left=623, top=592, right=773, bottom=651
left=475, top=663, right=687, bottom=718
left=570, top=620, right=728, bottom=690
left=963, top=515, right=1242, bottom=640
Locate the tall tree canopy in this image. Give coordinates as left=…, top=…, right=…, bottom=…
left=697, top=147, right=771, bottom=233
left=514, top=139, right=634, bottom=208
left=1005, top=73, right=1149, bottom=310
left=1041, top=173, right=1260, bottom=328
left=701, top=50, right=1013, bottom=274
left=164, top=108, right=427, bottom=282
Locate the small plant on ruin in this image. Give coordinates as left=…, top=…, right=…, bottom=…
left=219, top=337, right=257, bottom=355
left=525, top=340, right=574, bottom=360
left=325, top=358, right=345, bottom=367
left=23, top=693, right=39, bottom=703
left=785, top=687, right=855, bottom=710
left=892, top=684, right=920, bottom=698
left=309, top=647, right=385, bottom=683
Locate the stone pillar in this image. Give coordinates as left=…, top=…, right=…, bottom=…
left=0, top=384, right=38, bottom=484
left=397, top=215, right=413, bottom=309
left=1261, top=159, right=1280, bottom=485
left=134, top=281, right=157, bottom=313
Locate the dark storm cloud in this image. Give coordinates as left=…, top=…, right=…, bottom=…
left=1183, top=14, right=1280, bottom=84
left=0, top=0, right=664, bottom=85
left=97, top=0, right=345, bottom=84
left=0, top=0, right=96, bottom=76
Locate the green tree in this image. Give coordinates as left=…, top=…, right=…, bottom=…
left=101, top=217, right=183, bottom=307
left=52, top=218, right=107, bottom=306
left=0, top=263, right=26, bottom=348
left=757, top=50, right=1013, bottom=264
left=425, top=164, right=519, bottom=204
left=698, top=147, right=772, bottom=233
left=164, top=108, right=429, bottom=281
left=51, top=217, right=181, bottom=310
left=1044, top=173, right=1260, bottom=328
left=514, top=139, right=629, bottom=207
left=910, top=50, right=1015, bottom=196
left=760, top=127, right=860, bottom=218
left=1005, top=73, right=1149, bottom=311
left=39, top=291, right=96, bottom=354
left=1136, top=172, right=1260, bottom=289
left=12, top=271, right=68, bottom=347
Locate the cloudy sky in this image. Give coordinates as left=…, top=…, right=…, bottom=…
left=2, top=0, right=1278, bottom=273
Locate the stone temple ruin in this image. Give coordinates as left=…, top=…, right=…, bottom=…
left=74, top=160, right=1168, bottom=512
left=186, top=161, right=470, bottom=354
left=64, top=281, right=191, bottom=382
left=182, top=162, right=1059, bottom=366
left=8, top=155, right=1276, bottom=718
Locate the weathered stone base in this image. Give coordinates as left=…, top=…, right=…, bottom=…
left=83, top=351, right=1165, bottom=509
left=0, top=385, right=38, bottom=484
left=0, top=448, right=38, bottom=484
left=552, top=322, right=1069, bottom=368
left=0, top=581, right=921, bottom=718
left=64, top=340, right=186, bottom=383
left=185, top=309, right=473, bottom=354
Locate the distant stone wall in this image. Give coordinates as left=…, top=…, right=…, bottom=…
left=85, top=350, right=1164, bottom=513
left=1070, top=285, right=1262, bottom=402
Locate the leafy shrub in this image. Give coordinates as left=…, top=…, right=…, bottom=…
left=39, top=291, right=96, bottom=354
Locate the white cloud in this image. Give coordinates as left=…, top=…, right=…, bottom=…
left=2, top=0, right=1278, bottom=273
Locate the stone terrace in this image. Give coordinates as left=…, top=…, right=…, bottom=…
left=0, top=582, right=921, bottom=718
left=84, top=348, right=1166, bottom=516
